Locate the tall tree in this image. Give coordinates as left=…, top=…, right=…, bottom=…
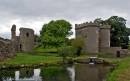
left=40, top=20, right=72, bottom=48
left=94, top=16, right=130, bottom=48
left=106, top=16, right=129, bottom=48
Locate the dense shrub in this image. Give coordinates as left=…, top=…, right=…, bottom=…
left=58, top=46, right=76, bottom=57
left=71, top=37, right=84, bottom=56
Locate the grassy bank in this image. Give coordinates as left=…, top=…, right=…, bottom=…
left=0, top=52, right=124, bottom=65
left=107, top=56, right=130, bottom=81
left=0, top=51, right=127, bottom=70
left=0, top=53, right=62, bottom=65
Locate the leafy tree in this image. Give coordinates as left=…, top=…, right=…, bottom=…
left=106, top=16, right=129, bottom=48
left=94, top=16, right=130, bottom=48
left=40, top=20, right=72, bottom=48
left=58, top=46, right=76, bottom=63
left=94, top=18, right=104, bottom=24
left=34, top=35, right=41, bottom=47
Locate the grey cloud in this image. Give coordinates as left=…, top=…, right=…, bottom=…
left=0, top=0, right=129, bottom=19
left=0, top=0, right=130, bottom=38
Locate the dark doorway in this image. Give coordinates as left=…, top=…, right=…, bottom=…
left=20, top=44, right=22, bottom=51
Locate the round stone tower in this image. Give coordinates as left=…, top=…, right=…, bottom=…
left=99, top=25, right=111, bottom=49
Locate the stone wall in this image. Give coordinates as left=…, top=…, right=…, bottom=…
left=0, top=38, right=15, bottom=61
left=100, top=47, right=122, bottom=54
left=15, top=36, right=20, bottom=52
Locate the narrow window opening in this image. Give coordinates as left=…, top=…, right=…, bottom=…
left=20, top=44, right=22, bottom=51
left=26, top=32, right=29, bottom=37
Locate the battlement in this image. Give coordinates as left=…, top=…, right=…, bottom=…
left=100, top=24, right=111, bottom=29
left=75, top=21, right=100, bottom=30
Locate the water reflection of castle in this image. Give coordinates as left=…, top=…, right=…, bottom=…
left=3, top=69, right=42, bottom=81
left=67, top=64, right=110, bottom=81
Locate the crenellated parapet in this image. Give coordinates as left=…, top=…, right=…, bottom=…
left=100, top=24, right=111, bottom=29
left=75, top=21, right=100, bottom=30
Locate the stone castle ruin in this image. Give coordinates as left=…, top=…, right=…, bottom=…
left=0, top=25, right=35, bottom=60
left=75, top=21, right=127, bottom=54
left=11, top=24, right=35, bottom=52
left=0, top=24, right=35, bottom=60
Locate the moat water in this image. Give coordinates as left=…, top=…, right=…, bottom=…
left=0, top=64, right=112, bottom=81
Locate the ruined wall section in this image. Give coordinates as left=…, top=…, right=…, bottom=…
left=0, top=38, right=15, bottom=60
left=11, top=24, right=17, bottom=54
left=11, top=24, right=16, bottom=40
left=19, top=28, right=34, bottom=52
left=15, top=36, right=20, bottom=52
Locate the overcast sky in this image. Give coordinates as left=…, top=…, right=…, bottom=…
left=0, top=0, right=130, bottom=39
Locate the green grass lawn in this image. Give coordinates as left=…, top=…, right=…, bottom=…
left=34, top=47, right=58, bottom=53
left=107, top=56, right=130, bottom=81
left=0, top=53, right=62, bottom=65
